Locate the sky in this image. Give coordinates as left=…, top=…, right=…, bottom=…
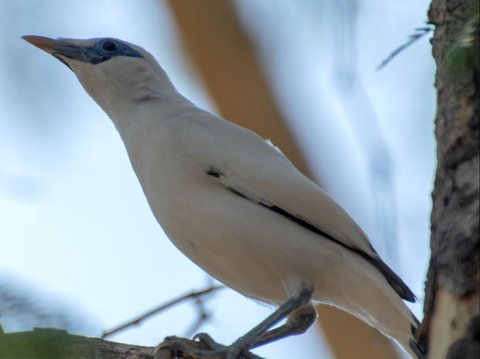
left=0, top=1, right=434, bottom=358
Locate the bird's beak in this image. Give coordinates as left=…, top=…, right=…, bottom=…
left=22, top=35, right=88, bottom=71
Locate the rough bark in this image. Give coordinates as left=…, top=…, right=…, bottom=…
left=421, top=0, right=479, bottom=358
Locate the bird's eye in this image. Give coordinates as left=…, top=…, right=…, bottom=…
left=101, top=40, right=120, bottom=52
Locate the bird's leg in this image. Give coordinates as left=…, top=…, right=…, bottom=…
left=250, top=303, right=317, bottom=349
left=219, top=286, right=314, bottom=359
left=159, top=287, right=316, bottom=359
left=160, top=286, right=313, bottom=359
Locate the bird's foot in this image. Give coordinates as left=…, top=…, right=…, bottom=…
left=192, top=333, right=227, bottom=351
left=193, top=333, right=265, bottom=359
left=156, top=334, right=264, bottom=359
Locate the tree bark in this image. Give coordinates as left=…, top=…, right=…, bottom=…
left=421, top=0, right=479, bottom=358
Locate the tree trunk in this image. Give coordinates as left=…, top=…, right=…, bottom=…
left=421, top=0, right=479, bottom=358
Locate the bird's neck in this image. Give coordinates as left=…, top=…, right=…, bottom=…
left=88, top=74, right=196, bottom=133
left=110, top=88, right=197, bottom=138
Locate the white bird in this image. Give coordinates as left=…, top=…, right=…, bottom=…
left=23, top=35, right=423, bottom=359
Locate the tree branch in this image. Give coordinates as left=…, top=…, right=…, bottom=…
left=101, top=285, right=224, bottom=339
left=0, top=328, right=227, bottom=359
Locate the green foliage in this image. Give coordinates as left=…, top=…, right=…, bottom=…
left=0, top=329, right=66, bottom=359
left=446, top=1, right=479, bottom=79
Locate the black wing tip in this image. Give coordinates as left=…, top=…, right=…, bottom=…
left=400, top=285, right=417, bottom=302
left=374, top=258, right=417, bottom=302
left=390, top=280, right=416, bottom=302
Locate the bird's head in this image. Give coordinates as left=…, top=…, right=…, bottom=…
left=23, top=36, right=172, bottom=118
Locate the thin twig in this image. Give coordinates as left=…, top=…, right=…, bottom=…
left=183, top=297, right=212, bottom=338
left=377, top=26, right=433, bottom=70
left=101, top=285, right=225, bottom=339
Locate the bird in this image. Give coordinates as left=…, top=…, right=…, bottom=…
left=23, top=35, right=424, bottom=359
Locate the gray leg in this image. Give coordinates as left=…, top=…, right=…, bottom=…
left=251, top=303, right=317, bottom=349
left=161, top=286, right=314, bottom=359
left=225, top=286, right=314, bottom=358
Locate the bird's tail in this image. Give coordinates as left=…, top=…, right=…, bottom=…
left=360, top=257, right=425, bottom=358
left=354, top=291, right=425, bottom=358
left=404, top=316, right=425, bottom=359
left=320, top=260, right=425, bottom=358
left=356, top=281, right=425, bottom=359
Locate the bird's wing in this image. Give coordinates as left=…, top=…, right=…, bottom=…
left=176, top=111, right=415, bottom=301
left=181, top=111, right=376, bottom=254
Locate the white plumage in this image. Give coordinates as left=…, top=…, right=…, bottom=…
left=23, top=35, right=423, bottom=359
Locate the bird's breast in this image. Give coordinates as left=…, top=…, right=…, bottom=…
left=137, top=164, right=333, bottom=304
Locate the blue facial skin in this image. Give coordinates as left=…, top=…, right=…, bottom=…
left=53, top=38, right=143, bottom=69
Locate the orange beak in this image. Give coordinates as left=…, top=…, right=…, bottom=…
left=23, top=35, right=89, bottom=70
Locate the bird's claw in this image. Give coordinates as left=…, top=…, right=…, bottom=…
left=157, top=334, right=264, bottom=359
left=192, top=332, right=227, bottom=351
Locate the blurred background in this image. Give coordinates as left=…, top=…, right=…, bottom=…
left=0, top=1, right=434, bottom=358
